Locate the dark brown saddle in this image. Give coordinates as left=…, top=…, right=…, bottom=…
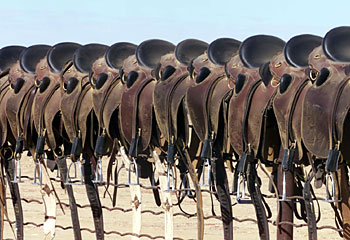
left=154, top=39, right=207, bottom=147
left=6, top=45, right=50, bottom=152
left=302, top=27, right=350, bottom=164
left=226, top=35, right=285, bottom=160
left=60, top=43, right=108, bottom=157
left=119, top=39, right=174, bottom=157
left=32, top=42, right=81, bottom=153
left=271, top=34, right=322, bottom=164
left=90, top=42, right=137, bottom=155
left=0, top=46, right=26, bottom=147
left=186, top=38, right=240, bottom=159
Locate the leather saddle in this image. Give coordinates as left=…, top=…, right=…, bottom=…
left=271, top=34, right=322, bottom=164
left=119, top=39, right=174, bottom=158
left=186, top=38, right=241, bottom=159
left=32, top=42, right=81, bottom=154
left=6, top=45, right=50, bottom=152
left=60, top=44, right=108, bottom=157
left=90, top=42, right=137, bottom=155
left=0, top=46, right=26, bottom=147
left=302, top=26, right=350, bottom=161
left=153, top=39, right=208, bottom=151
left=226, top=35, right=285, bottom=161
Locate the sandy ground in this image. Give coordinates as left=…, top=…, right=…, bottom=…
left=2, top=155, right=343, bottom=240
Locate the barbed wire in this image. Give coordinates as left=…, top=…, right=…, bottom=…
left=3, top=174, right=344, bottom=239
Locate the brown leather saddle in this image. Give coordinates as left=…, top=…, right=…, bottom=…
left=90, top=42, right=137, bottom=156
left=119, top=39, right=174, bottom=158
left=187, top=38, right=241, bottom=159
left=32, top=43, right=81, bottom=156
left=6, top=45, right=51, bottom=154
left=271, top=34, right=322, bottom=165
left=153, top=39, right=208, bottom=163
left=0, top=46, right=26, bottom=147
left=302, top=27, right=350, bottom=174
left=60, top=44, right=108, bottom=158
left=226, top=35, right=285, bottom=162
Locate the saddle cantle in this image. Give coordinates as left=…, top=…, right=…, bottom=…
left=0, top=46, right=26, bottom=146
left=227, top=35, right=285, bottom=160
left=120, top=39, right=175, bottom=157
left=60, top=43, right=108, bottom=155
left=32, top=42, right=81, bottom=153
left=271, top=34, right=322, bottom=163
left=186, top=38, right=241, bottom=159
left=6, top=45, right=51, bottom=151
left=90, top=42, right=137, bottom=152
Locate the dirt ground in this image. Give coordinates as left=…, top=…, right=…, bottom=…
left=2, top=155, right=342, bottom=240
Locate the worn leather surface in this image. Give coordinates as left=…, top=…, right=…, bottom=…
left=186, top=53, right=228, bottom=143
left=90, top=57, right=120, bottom=132
left=119, top=55, right=155, bottom=151
left=60, top=62, right=87, bottom=143
left=302, top=46, right=350, bottom=157
left=6, top=61, right=35, bottom=145
left=153, top=53, right=191, bottom=143
left=32, top=58, right=61, bottom=149
left=0, top=75, right=11, bottom=146
left=271, top=53, right=312, bottom=162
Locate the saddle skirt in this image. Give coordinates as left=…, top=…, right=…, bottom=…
left=186, top=52, right=229, bottom=150
left=302, top=46, right=350, bottom=158
left=119, top=55, right=156, bottom=154
left=271, top=53, right=311, bottom=162
left=153, top=53, right=191, bottom=144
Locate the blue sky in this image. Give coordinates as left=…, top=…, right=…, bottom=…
left=1, top=0, right=348, bottom=47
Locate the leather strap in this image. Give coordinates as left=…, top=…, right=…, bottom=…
left=303, top=172, right=317, bottom=240
left=4, top=156, right=24, bottom=240
left=56, top=156, right=82, bottom=240
left=247, top=160, right=269, bottom=240
left=83, top=149, right=104, bottom=240
left=212, top=142, right=233, bottom=240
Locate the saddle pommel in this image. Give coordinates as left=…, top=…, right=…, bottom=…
left=20, top=45, right=51, bottom=74
left=47, top=42, right=82, bottom=74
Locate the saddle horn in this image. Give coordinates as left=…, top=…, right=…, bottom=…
left=73, top=43, right=109, bottom=73
left=136, top=39, right=175, bottom=69
left=0, top=46, right=26, bottom=74
left=175, top=39, right=209, bottom=65
left=208, top=38, right=241, bottom=66
left=239, top=35, right=285, bottom=69
left=284, top=34, right=322, bottom=68
left=106, top=42, right=138, bottom=70
left=323, top=26, right=350, bottom=62
left=19, top=45, right=51, bottom=74
left=47, top=42, right=82, bottom=73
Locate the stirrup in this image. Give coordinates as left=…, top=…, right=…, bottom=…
left=128, top=158, right=139, bottom=186
left=92, top=157, right=105, bottom=186
left=199, top=158, right=212, bottom=187
left=11, top=153, right=23, bottom=183
left=164, top=164, right=176, bottom=193
left=278, top=171, right=291, bottom=202
left=32, top=160, right=43, bottom=185
left=65, top=159, right=84, bottom=185
left=324, top=172, right=341, bottom=203
left=181, top=173, right=193, bottom=197
left=236, top=172, right=251, bottom=204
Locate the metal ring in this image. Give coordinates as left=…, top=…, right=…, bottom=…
left=309, top=69, right=319, bottom=81
left=271, top=78, right=280, bottom=88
